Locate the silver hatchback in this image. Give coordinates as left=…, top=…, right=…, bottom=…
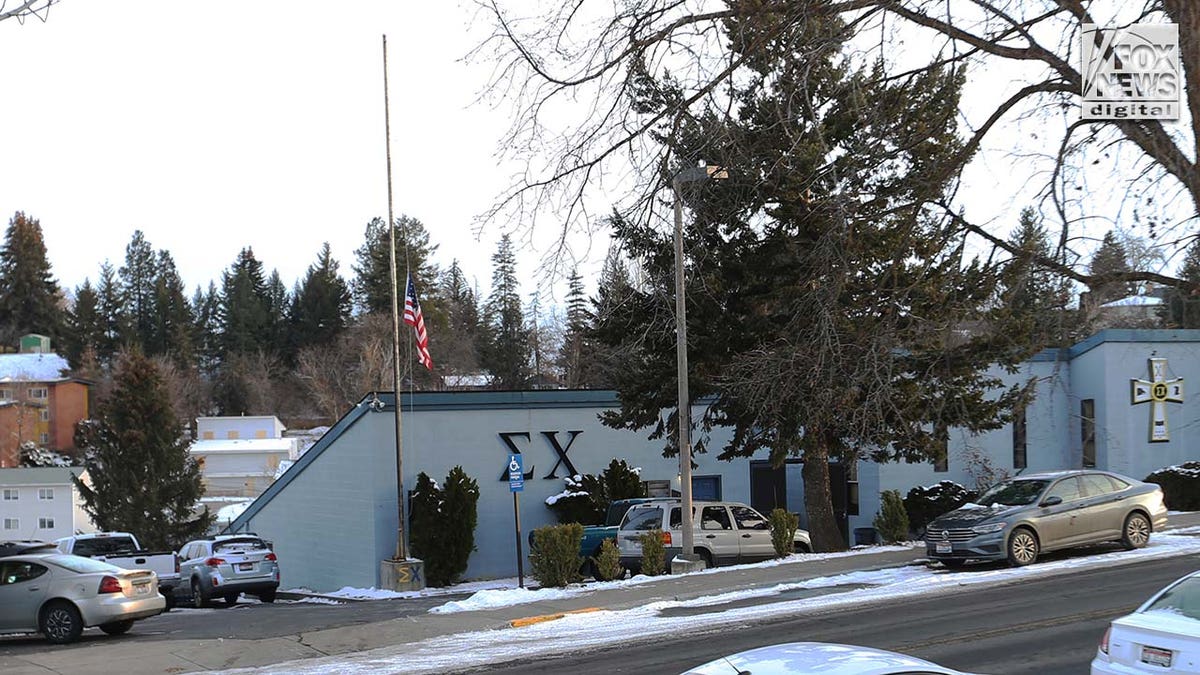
left=178, top=535, right=280, bottom=607
left=925, top=470, right=1168, bottom=568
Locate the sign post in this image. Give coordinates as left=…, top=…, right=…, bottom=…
left=508, top=453, right=525, bottom=588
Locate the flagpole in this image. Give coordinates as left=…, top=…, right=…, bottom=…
left=382, top=34, right=408, bottom=563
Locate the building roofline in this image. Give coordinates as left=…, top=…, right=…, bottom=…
left=1068, top=328, right=1200, bottom=358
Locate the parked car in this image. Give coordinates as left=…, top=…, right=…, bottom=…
left=617, top=500, right=810, bottom=573
left=178, top=534, right=279, bottom=607
left=0, top=544, right=165, bottom=644
left=56, top=532, right=180, bottom=607
left=680, top=641, right=970, bottom=674
left=1091, top=569, right=1200, bottom=674
left=924, top=470, right=1167, bottom=568
left=529, top=497, right=677, bottom=580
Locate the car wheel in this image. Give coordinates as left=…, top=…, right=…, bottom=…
left=258, top=589, right=276, bottom=603
left=191, top=579, right=210, bottom=609
left=940, top=559, right=966, bottom=569
left=1006, top=527, right=1039, bottom=567
left=794, top=541, right=811, bottom=554
left=99, top=620, right=135, bottom=636
left=40, top=601, right=83, bottom=644
left=224, top=593, right=239, bottom=606
left=162, top=590, right=176, bottom=611
left=698, top=548, right=714, bottom=570
left=1121, top=512, right=1152, bottom=550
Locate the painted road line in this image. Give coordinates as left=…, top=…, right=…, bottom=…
left=509, top=607, right=600, bottom=628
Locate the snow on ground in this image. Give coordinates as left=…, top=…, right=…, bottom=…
left=284, top=577, right=526, bottom=601
left=221, top=531, right=1200, bottom=675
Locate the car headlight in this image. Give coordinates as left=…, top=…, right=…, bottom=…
left=971, top=522, right=1006, bottom=534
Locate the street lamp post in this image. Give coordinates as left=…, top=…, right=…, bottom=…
left=670, top=161, right=726, bottom=574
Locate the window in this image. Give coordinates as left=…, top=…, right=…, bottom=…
left=1047, top=477, right=1084, bottom=503
left=3, top=518, right=18, bottom=530
left=1081, top=399, right=1096, bottom=468
left=27, top=387, right=48, bottom=400
left=692, top=475, right=722, bottom=501
left=1012, top=405, right=1027, bottom=470
left=202, top=431, right=214, bottom=440
left=40, top=409, right=50, bottom=422
left=731, top=505, right=769, bottom=530
left=38, top=488, right=53, bottom=501
left=38, top=433, right=48, bottom=444
left=255, top=429, right=267, bottom=439
left=1081, top=473, right=1117, bottom=497
left=0, top=561, right=49, bottom=586
left=227, top=430, right=239, bottom=439
left=38, top=517, right=54, bottom=530
left=0, top=388, right=11, bottom=401
left=622, top=507, right=664, bottom=531
left=2, top=489, right=17, bottom=501
left=668, top=506, right=683, bottom=529
left=700, top=506, right=732, bottom=531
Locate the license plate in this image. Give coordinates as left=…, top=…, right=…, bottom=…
left=135, top=584, right=149, bottom=595
left=237, top=562, right=254, bottom=571
left=935, top=543, right=952, bottom=554
left=1141, top=646, right=1172, bottom=667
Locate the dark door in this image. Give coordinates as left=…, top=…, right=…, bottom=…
left=750, top=461, right=787, bottom=516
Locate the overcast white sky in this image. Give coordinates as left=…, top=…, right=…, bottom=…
left=0, top=1, right=1185, bottom=310
left=0, top=1, right=541, bottom=299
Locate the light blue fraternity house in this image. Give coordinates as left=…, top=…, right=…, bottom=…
left=227, top=329, right=1200, bottom=592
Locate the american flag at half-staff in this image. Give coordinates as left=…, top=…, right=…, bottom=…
left=403, top=273, right=433, bottom=370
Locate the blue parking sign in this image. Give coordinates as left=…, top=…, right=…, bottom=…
left=508, top=453, right=524, bottom=492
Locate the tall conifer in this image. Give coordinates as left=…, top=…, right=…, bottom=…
left=0, top=212, right=64, bottom=346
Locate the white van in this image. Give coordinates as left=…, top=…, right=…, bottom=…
left=616, top=500, right=810, bottom=572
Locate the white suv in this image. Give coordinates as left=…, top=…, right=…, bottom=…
left=616, top=500, right=811, bottom=572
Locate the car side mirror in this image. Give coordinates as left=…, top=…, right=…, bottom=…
left=1040, top=495, right=1063, bottom=507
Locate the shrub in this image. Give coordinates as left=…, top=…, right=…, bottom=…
left=769, top=508, right=799, bottom=558
left=874, top=490, right=910, bottom=544
left=593, top=538, right=623, bottom=581
left=1145, top=462, right=1200, bottom=510
left=546, top=460, right=646, bottom=525
left=529, top=523, right=584, bottom=588
left=638, top=530, right=666, bottom=576
left=408, top=467, right=481, bottom=587
left=904, top=481, right=978, bottom=535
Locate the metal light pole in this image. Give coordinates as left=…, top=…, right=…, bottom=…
left=671, top=161, right=726, bottom=572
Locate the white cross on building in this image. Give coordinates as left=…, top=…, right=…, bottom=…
left=1131, top=357, right=1185, bottom=442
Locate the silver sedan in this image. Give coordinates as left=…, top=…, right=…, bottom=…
left=925, top=470, right=1168, bottom=568
left=0, top=549, right=166, bottom=644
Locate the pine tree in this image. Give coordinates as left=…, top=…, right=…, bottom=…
left=437, top=260, right=483, bottom=375
left=1088, top=231, right=1133, bottom=305
left=191, top=282, right=222, bottom=373
left=219, top=248, right=271, bottom=356
left=74, top=348, right=213, bottom=550
left=352, top=215, right=440, bottom=316
left=64, top=279, right=102, bottom=368
left=149, top=251, right=195, bottom=365
left=0, top=212, right=65, bottom=346
left=1162, top=239, right=1200, bottom=328
left=408, top=472, right=443, bottom=579
left=119, top=230, right=158, bottom=348
left=289, top=243, right=352, bottom=356
left=264, top=269, right=290, bottom=356
left=481, top=234, right=530, bottom=388
left=995, top=208, right=1073, bottom=346
left=559, top=269, right=592, bottom=387
left=95, top=262, right=126, bottom=362
left=439, top=466, right=480, bottom=586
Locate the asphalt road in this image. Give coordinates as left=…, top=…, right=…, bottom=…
left=469, top=552, right=1200, bottom=675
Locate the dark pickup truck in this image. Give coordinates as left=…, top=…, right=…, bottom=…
left=532, top=497, right=674, bottom=579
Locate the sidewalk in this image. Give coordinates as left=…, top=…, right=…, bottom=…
left=6, top=513, right=1199, bottom=675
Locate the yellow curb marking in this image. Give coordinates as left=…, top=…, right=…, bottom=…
left=509, top=607, right=600, bottom=628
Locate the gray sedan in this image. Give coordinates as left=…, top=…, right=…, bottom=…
left=0, top=549, right=165, bottom=643
left=925, top=470, right=1168, bottom=568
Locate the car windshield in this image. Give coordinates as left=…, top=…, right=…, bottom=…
left=70, top=537, right=138, bottom=556
left=975, top=479, right=1050, bottom=507
left=622, top=506, right=664, bottom=531
left=1142, top=577, right=1200, bottom=622
left=46, top=554, right=124, bottom=574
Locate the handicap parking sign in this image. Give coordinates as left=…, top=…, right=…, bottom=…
left=508, top=453, right=524, bottom=492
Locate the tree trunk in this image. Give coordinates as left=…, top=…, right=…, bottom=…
left=802, top=445, right=847, bottom=552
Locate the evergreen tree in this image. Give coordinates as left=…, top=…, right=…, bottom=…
left=596, top=12, right=1029, bottom=551
left=559, top=269, right=592, bottom=387
left=1088, top=231, right=1133, bottom=305
left=1162, top=239, right=1200, bottom=328
left=352, top=215, right=440, bottom=316
left=95, top=262, right=126, bottom=362
left=579, top=246, right=634, bottom=388
left=408, top=472, right=443, bottom=580
left=481, top=234, right=530, bottom=388
left=119, top=230, right=157, bottom=348
left=64, top=279, right=102, bottom=368
left=438, top=260, right=483, bottom=375
left=264, top=269, right=290, bottom=356
left=439, top=466, right=480, bottom=587
left=219, top=248, right=271, bottom=356
left=289, top=243, right=352, bottom=355
left=191, top=282, right=222, bottom=373
left=0, top=211, right=64, bottom=346
left=149, top=251, right=194, bottom=364
left=995, top=208, right=1073, bottom=346
left=74, top=348, right=213, bottom=550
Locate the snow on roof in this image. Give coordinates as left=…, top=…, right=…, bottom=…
left=0, top=353, right=70, bottom=383
left=189, top=438, right=297, bottom=454
left=1100, top=294, right=1164, bottom=307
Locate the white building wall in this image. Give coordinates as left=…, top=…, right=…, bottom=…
left=0, top=482, right=92, bottom=541
left=196, top=416, right=286, bottom=441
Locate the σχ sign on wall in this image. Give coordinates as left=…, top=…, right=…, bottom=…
left=497, top=431, right=583, bottom=481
